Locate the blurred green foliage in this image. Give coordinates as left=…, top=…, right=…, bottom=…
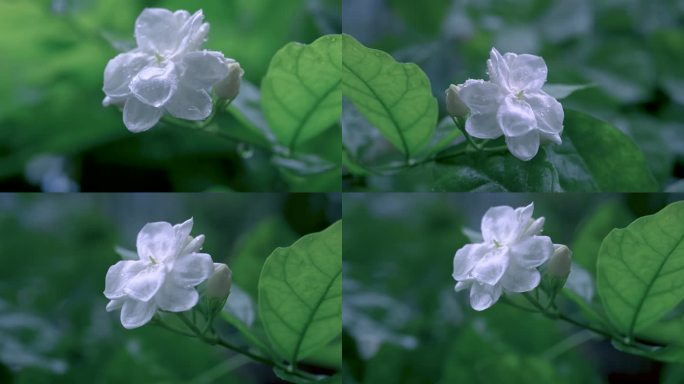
left=342, top=193, right=684, bottom=383
left=0, top=193, right=340, bottom=383
left=0, top=0, right=341, bottom=192
left=342, top=0, right=684, bottom=191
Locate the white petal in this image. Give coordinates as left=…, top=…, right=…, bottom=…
left=183, top=235, right=205, bottom=254
left=136, top=221, right=180, bottom=262
left=170, top=252, right=214, bottom=287
left=104, top=260, right=145, bottom=299
left=540, top=132, right=562, bottom=145
left=465, top=112, right=503, bottom=139
left=123, top=97, right=163, bottom=133
left=129, top=63, right=178, bottom=108
left=523, top=217, right=545, bottom=237
left=500, top=264, right=541, bottom=293
left=510, top=235, right=553, bottom=268
left=120, top=299, right=157, bottom=329
left=182, top=51, right=229, bottom=89
left=469, top=282, right=502, bottom=311
left=505, top=129, right=540, bottom=161
left=457, top=79, right=504, bottom=114
left=506, top=54, right=548, bottom=91
left=481, top=205, right=518, bottom=243
left=155, top=281, right=199, bottom=312
left=173, top=218, right=194, bottom=246
left=176, top=10, right=209, bottom=54
left=164, top=85, right=212, bottom=121
left=497, top=96, right=536, bottom=137
left=103, top=52, right=152, bottom=98
left=487, top=48, right=510, bottom=90
left=135, top=8, right=184, bottom=54
left=525, top=91, right=564, bottom=135
left=103, top=95, right=126, bottom=108
left=470, top=248, right=509, bottom=285
left=514, top=203, right=534, bottom=226
left=454, top=280, right=473, bottom=292
left=453, top=243, right=493, bottom=280
left=124, top=264, right=166, bottom=302
left=106, top=299, right=125, bottom=312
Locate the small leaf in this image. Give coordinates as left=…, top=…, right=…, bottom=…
left=259, top=221, right=342, bottom=363
left=342, top=34, right=437, bottom=159
left=547, top=109, right=658, bottom=192
left=261, top=35, right=342, bottom=152
left=597, top=201, right=684, bottom=337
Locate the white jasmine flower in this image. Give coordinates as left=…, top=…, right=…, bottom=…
left=102, top=8, right=243, bottom=132
left=452, top=203, right=554, bottom=311
left=451, top=48, right=564, bottom=161
left=104, top=218, right=214, bottom=329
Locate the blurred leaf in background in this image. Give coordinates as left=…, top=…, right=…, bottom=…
left=0, top=0, right=341, bottom=192
left=0, top=192, right=340, bottom=383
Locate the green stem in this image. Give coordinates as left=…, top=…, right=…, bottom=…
left=521, top=293, right=613, bottom=339
left=150, top=317, right=196, bottom=338
left=451, top=117, right=481, bottom=151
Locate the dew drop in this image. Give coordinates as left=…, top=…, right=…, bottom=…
left=237, top=142, right=254, bottom=159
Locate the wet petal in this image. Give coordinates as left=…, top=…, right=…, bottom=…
left=103, top=52, right=152, bottom=98
left=506, top=54, right=548, bottom=91
left=497, top=96, right=536, bottom=137
left=505, top=129, right=540, bottom=161
left=487, top=48, right=510, bottom=90
left=135, top=8, right=184, bottom=54
left=182, top=50, right=229, bottom=89
left=164, top=85, right=212, bottom=121
left=465, top=112, right=503, bottom=139
left=457, top=79, right=504, bottom=115
left=120, top=299, right=157, bottom=329
left=175, top=10, right=209, bottom=54
left=453, top=243, right=493, bottom=280
left=106, top=298, right=125, bottom=312
left=129, top=63, right=178, bottom=108
left=525, top=91, right=564, bottom=135
left=469, top=282, right=502, bottom=311
left=123, top=97, right=163, bottom=133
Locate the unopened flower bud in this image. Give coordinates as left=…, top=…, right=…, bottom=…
left=548, top=244, right=572, bottom=280
left=207, top=263, right=232, bottom=300
left=445, top=84, right=469, bottom=118
left=215, top=61, right=244, bottom=101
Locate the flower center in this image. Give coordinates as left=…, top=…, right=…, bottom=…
left=515, top=90, right=525, bottom=100
left=148, top=253, right=159, bottom=265
left=493, top=239, right=503, bottom=248
left=154, top=52, right=165, bottom=64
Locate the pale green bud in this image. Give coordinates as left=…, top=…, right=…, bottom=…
left=548, top=244, right=572, bottom=281
left=215, top=61, right=244, bottom=101
left=445, top=84, right=469, bottom=118
left=207, top=263, right=232, bottom=301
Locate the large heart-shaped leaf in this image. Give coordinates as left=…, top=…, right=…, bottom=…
left=342, top=34, right=437, bottom=160
left=261, top=34, right=341, bottom=153
left=597, top=201, right=684, bottom=337
left=258, top=221, right=342, bottom=363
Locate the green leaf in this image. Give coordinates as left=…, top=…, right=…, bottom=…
left=342, top=34, right=437, bottom=160
left=547, top=109, right=658, bottom=192
left=258, top=221, right=342, bottom=363
left=597, top=201, right=684, bottom=337
left=415, top=116, right=463, bottom=160
left=261, top=34, right=342, bottom=152
left=432, top=147, right=562, bottom=192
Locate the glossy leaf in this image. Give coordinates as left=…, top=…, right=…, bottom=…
left=261, top=34, right=342, bottom=152
left=342, top=34, right=437, bottom=159
left=547, top=109, right=658, bottom=192
left=258, top=221, right=342, bottom=363
left=597, top=201, right=684, bottom=337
